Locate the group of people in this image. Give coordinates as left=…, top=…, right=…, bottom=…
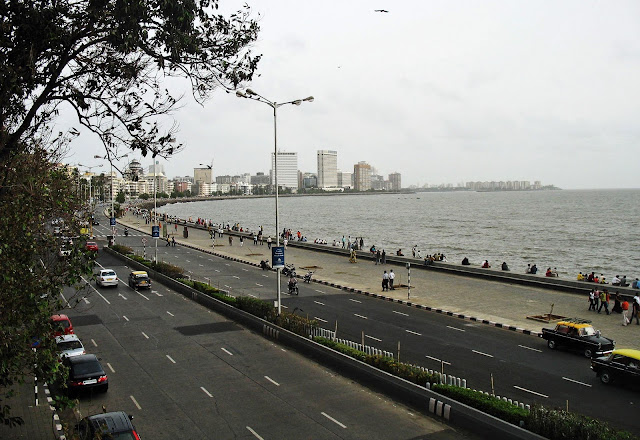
left=587, top=288, right=640, bottom=326
left=577, top=272, right=639, bottom=288
left=381, top=270, right=395, bottom=291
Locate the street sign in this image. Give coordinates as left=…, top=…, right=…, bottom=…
left=272, top=246, right=285, bottom=268
left=152, top=225, right=160, bottom=238
left=110, top=217, right=116, bottom=226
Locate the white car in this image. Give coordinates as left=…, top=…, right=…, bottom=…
left=96, top=269, right=119, bottom=287
left=56, top=334, right=85, bottom=359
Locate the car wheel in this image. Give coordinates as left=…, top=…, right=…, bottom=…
left=584, top=348, right=593, bottom=358
left=547, top=340, right=557, bottom=349
left=600, top=370, right=613, bottom=384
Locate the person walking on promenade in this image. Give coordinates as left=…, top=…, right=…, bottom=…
left=588, top=289, right=596, bottom=311
left=267, top=236, right=272, bottom=249
left=239, top=236, right=244, bottom=247
left=253, top=234, right=258, bottom=245
left=389, top=270, right=395, bottom=290
left=382, top=271, right=389, bottom=291
left=598, top=289, right=610, bottom=315
left=612, top=292, right=623, bottom=313
left=341, top=236, right=345, bottom=248
left=633, top=295, right=640, bottom=325
left=284, top=238, right=288, bottom=249
left=165, top=236, right=171, bottom=246
left=376, top=249, right=381, bottom=265
left=359, top=237, right=364, bottom=250
left=381, top=249, right=386, bottom=265
left=171, top=236, right=176, bottom=247
left=229, top=235, right=233, bottom=246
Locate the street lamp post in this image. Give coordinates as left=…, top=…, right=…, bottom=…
left=236, top=89, right=314, bottom=315
left=78, top=163, right=103, bottom=237
left=94, top=154, right=128, bottom=234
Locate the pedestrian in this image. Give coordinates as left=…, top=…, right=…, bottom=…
left=229, top=235, right=233, bottom=246
left=253, top=234, right=258, bottom=245
left=341, top=235, right=345, bottom=248
left=240, top=235, right=244, bottom=247
left=165, top=236, right=170, bottom=246
left=598, top=289, right=610, bottom=315
left=381, top=249, right=386, bottom=265
left=612, top=292, right=623, bottom=313
left=389, top=269, right=395, bottom=290
left=588, top=289, right=596, bottom=311
left=359, top=237, right=364, bottom=249
left=376, top=249, right=381, bottom=265
left=382, top=271, right=389, bottom=291
left=633, top=295, right=640, bottom=325
left=171, top=236, right=176, bottom=247
left=267, top=236, right=272, bottom=249
left=622, top=299, right=630, bottom=326
left=174, top=223, right=177, bottom=232
left=283, top=238, right=288, bottom=249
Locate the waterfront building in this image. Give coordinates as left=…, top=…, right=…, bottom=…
left=173, top=181, right=192, bottom=193
left=302, top=173, right=317, bottom=189
left=317, top=150, right=338, bottom=189
left=389, top=172, right=401, bottom=191
left=271, top=151, right=298, bottom=190
left=251, top=172, right=270, bottom=185
left=353, top=161, right=371, bottom=191
left=337, top=171, right=353, bottom=189
left=216, top=175, right=232, bottom=184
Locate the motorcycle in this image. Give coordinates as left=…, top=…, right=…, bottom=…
left=287, top=277, right=299, bottom=295
left=303, top=271, right=314, bottom=283
left=260, top=259, right=271, bottom=270
left=282, top=264, right=296, bottom=277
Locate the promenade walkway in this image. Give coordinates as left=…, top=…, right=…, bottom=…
left=117, top=211, right=640, bottom=350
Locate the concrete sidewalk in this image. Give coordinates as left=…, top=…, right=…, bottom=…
left=117, top=211, right=640, bottom=350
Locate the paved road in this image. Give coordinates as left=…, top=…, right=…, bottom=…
left=95, top=216, right=640, bottom=436
left=56, top=250, right=475, bottom=440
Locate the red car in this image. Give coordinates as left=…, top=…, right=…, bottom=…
left=85, top=241, right=99, bottom=252
left=51, top=314, right=74, bottom=337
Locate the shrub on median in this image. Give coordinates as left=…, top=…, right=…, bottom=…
left=148, top=260, right=184, bottom=278
left=110, top=244, right=133, bottom=254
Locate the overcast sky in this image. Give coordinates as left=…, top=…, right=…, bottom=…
left=63, top=0, right=640, bottom=189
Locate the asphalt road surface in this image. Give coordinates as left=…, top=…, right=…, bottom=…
left=56, top=249, right=476, bottom=439
left=86, top=223, right=640, bottom=436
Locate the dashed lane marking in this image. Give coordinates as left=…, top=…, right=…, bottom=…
left=153, top=291, right=163, bottom=297
left=256, top=283, right=263, bottom=287
left=315, top=317, right=328, bottom=323
left=562, top=377, right=592, bottom=387
left=200, top=387, right=213, bottom=398
left=518, top=345, right=542, bottom=353
left=130, top=395, right=142, bottom=409
left=322, top=412, right=346, bottom=429
left=393, top=310, right=409, bottom=316
left=264, top=376, right=280, bottom=386
left=107, top=363, right=115, bottom=373
left=349, top=298, right=361, bottom=303
left=446, top=325, right=465, bottom=332
left=316, top=289, right=326, bottom=294
left=232, top=276, right=240, bottom=279
left=513, top=385, right=548, bottom=398
left=472, top=349, right=493, bottom=358
left=246, top=426, right=264, bottom=440
left=166, top=311, right=174, bottom=316
left=166, top=355, right=176, bottom=364
left=314, top=301, right=325, bottom=306
left=365, top=334, right=382, bottom=342
left=426, top=355, right=452, bottom=365
left=406, top=329, right=422, bottom=336
left=83, top=297, right=90, bottom=304
left=123, top=315, right=129, bottom=321
left=221, top=348, right=233, bottom=356
left=354, top=314, right=368, bottom=319
left=141, top=332, right=149, bottom=339
left=91, top=339, right=97, bottom=347
left=118, top=293, right=128, bottom=300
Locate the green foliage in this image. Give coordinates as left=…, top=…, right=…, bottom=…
left=274, top=312, right=318, bottom=336
left=116, top=191, right=125, bottom=203
left=138, top=193, right=150, bottom=200
left=235, top=296, right=276, bottom=321
left=148, top=261, right=184, bottom=279
left=432, top=384, right=529, bottom=426
left=110, top=244, right=133, bottom=254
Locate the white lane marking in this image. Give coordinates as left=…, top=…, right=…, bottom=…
left=426, top=355, right=452, bottom=365
left=123, top=315, right=129, bottom=321
left=199, top=264, right=203, bottom=267
left=118, top=293, right=128, bottom=300
left=315, top=289, right=325, bottom=294
left=242, top=268, right=249, bottom=272
left=365, top=334, right=382, bottom=342
left=166, top=311, right=174, bottom=316
left=221, top=348, right=233, bottom=356
left=141, top=332, right=149, bottom=339
left=472, top=349, right=493, bottom=358
left=153, top=290, right=163, bottom=297
left=349, top=298, right=361, bottom=303
left=135, top=291, right=150, bottom=300
left=224, top=285, right=231, bottom=289
left=321, top=412, right=347, bottom=429
left=514, top=385, right=549, bottom=398
left=246, top=426, right=265, bottom=440
left=91, top=339, right=98, bottom=347
left=518, top=344, right=542, bottom=353
left=264, top=376, right=280, bottom=386
left=281, top=305, right=288, bottom=309
left=186, top=260, right=191, bottom=263
left=200, top=386, right=213, bottom=398
left=314, top=317, right=328, bottom=323
left=130, top=395, right=142, bottom=409
left=354, top=314, right=368, bottom=319
left=215, top=269, right=221, bottom=273
left=232, top=275, right=240, bottom=279
left=225, top=263, right=230, bottom=266
left=83, top=297, right=90, bottom=304
left=208, top=259, right=213, bottom=262
left=256, top=283, right=263, bottom=287
left=59, top=291, right=71, bottom=308
left=314, top=301, right=325, bottom=306
left=81, top=276, right=110, bottom=304
left=446, top=325, right=465, bottom=332
left=406, top=330, right=422, bottom=336
left=166, top=355, right=176, bottom=364
left=562, top=377, right=592, bottom=387
left=393, top=310, right=409, bottom=316
left=107, top=363, right=115, bottom=373
left=174, top=255, right=179, bottom=258
left=262, top=274, right=269, bottom=278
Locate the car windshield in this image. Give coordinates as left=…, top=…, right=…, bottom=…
left=581, top=326, right=596, bottom=336
left=55, top=320, right=70, bottom=330
left=72, top=361, right=102, bottom=376
left=102, top=271, right=116, bottom=277
left=58, top=340, right=82, bottom=351
left=135, top=274, right=148, bottom=279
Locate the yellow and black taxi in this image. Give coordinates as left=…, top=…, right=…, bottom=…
left=541, top=319, right=615, bottom=358
left=591, top=349, right=640, bottom=385
left=128, top=271, right=151, bottom=289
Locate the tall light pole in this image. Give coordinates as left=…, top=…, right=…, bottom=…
left=78, top=163, right=103, bottom=239
left=94, top=154, right=128, bottom=233
left=236, top=89, right=314, bottom=315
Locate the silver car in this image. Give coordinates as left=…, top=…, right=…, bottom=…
left=96, top=269, right=119, bottom=287
left=56, top=334, right=85, bottom=359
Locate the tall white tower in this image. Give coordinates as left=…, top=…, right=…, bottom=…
left=317, top=150, right=338, bottom=188
left=271, top=151, right=298, bottom=189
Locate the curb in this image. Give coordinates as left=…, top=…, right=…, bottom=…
left=118, top=219, right=542, bottom=338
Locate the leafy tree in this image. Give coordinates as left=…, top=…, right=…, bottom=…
left=0, top=0, right=261, bottom=163
left=116, top=190, right=125, bottom=204
left=0, top=148, right=94, bottom=426
left=138, top=193, right=150, bottom=200
left=158, top=192, right=170, bottom=198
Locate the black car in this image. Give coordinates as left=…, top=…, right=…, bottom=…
left=128, top=271, right=151, bottom=289
left=541, top=320, right=615, bottom=358
left=63, top=354, right=108, bottom=393
left=591, top=349, right=640, bottom=385
left=76, top=411, right=141, bottom=440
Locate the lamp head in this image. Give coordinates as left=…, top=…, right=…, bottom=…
left=292, top=100, right=302, bottom=106
left=246, top=89, right=256, bottom=96
left=304, top=96, right=314, bottom=102
left=235, top=90, right=245, bottom=98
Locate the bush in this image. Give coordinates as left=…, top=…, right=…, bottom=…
left=235, top=296, right=276, bottom=321
left=432, top=384, right=529, bottom=426
left=178, top=279, right=237, bottom=306
left=149, top=260, right=184, bottom=279
left=274, top=312, right=318, bottom=337
left=111, top=244, right=133, bottom=254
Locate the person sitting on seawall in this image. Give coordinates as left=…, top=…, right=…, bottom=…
left=481, top=260, right=491, bottom=268
left=461, top=257, right=470, bottom=266
left=577, top=272, right=584, bottom=281
left=594, top=274, right=600, bottom=283
left=530, top=264, right=538, bottom=274
left=612, top=275, right=622, bottom=286
left=525, top=264, right=532, bottom=274
left=501, top=262, right=509, bottom=271
left=587, top=272, right=595, bottom=282
left=552, top=267, right=559, bottom=277
left=546, top=267, right=553, bottom=277
left=396, top=249, right=404, bottom=256
left=600, top=275, right=608, bottom=284
left=632, top=278, right=640, bottom=289
left=620, top=275, right=629, bottom=287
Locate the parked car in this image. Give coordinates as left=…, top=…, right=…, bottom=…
left=128, top=271, right=151, bottom=289
left=75, top=411, right=140, bottom=440
left=91, top=218, right=100, bottom=226
left=541, top=319, right=615, bottom=358
left=591, top=349, right=640, bottom=385
left=56, top=334, right=85, bottom=359
left=85, top=241, right=99, bottom=252
left=96, top=269, right=119, bottom=287
left=62, top=354, right=108, bottom=394
left=51, top=314, right=74, bottom=337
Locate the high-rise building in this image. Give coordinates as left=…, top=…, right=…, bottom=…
left=316, top=150, right=338, bottom=188
left=271, top=151, right=298, bottom=190
left=353, top=161, right=371, bottom=191
left=337, top=171, right=353, bottom=189
left=389, top=172, right=401, bottom=191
